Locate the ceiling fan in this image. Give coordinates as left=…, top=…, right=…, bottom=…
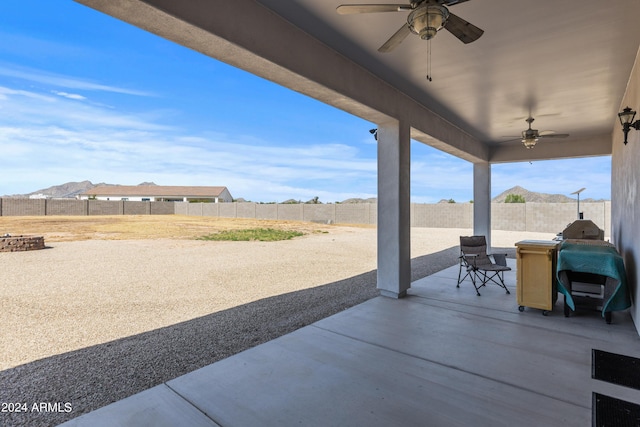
left=503, top=117, right=570, bottom=149
left=336, top=0, right=484, bottom=53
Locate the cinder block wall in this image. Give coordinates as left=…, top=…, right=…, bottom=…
left=256, top=204, right=278, bottom=220
left=123, top=201, right=149, bottom=215
left=0, top=199, right=174, bottom=216
left=218, top=203, right=237, bottom=218
left=412, top=203, right=472, bottom=228
left=335, top=204, right=374, bottom=225
left=176, top=202, right=610, bottom=235
left=1, top=199, right=46, bottom=216
left=0, top=198, right=611, bottom=236
left=492, top=203, right=526, bottom=231
left=174, top=202, right=188, bottom=215
left=88, top=200, right=123, bottom=215
left=202, top=203, right=219, bottom=217
left=236, top=203, right=257, bottom=219
left=46, top=199, right=87, bottom=215
left=526, top=203, right=574, bottom=233
left=150, top=202, right=175, bottom=215
left=275, top=204, right=304, bottom=221
left=303, top=204, right=335, bottom=222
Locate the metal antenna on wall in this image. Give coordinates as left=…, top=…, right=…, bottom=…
left=571, top=187, right=586, bottom=219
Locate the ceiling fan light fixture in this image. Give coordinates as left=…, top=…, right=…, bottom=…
left=521, top=130, right=539, bottom=148
left=520, top=117, right=540, bottom=148
left=408, top=5, right=449, bottom=40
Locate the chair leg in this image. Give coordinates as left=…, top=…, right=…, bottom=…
left=492, top=272, right=510, bottom=294
left=470, top=270, right=481, bottom=296
left=480, top=270, right=511, bottom=295
left=457, top=263, right=474, bottom=289
left=500, top=272, right=511, bottom=294
left=494, top=272, right=510, bottom=294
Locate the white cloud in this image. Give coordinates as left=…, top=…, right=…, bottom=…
left=0, top=64, right=153, bottom=97
left=0, top=86, right=53, bottom=102
left=52, top=91, right=87, bottom=100
left=0, top=85, right=171, bottom=131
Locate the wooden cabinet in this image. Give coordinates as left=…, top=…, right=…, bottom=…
left=515, top=240, right=559, bottom=315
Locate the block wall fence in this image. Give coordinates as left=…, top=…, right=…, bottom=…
left=0, top=199, right=175, bottom=216
left=0, top=198, right=611, bottom=236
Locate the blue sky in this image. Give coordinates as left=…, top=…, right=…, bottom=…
left=0, top=1, right=611, bottom=203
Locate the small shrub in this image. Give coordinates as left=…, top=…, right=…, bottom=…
left=505, top=194, right=525, bottom=203
left=197, top=228, right=304, bottom=242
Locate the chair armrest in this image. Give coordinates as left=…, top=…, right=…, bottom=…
left=490, top=253, right=508, bottom=266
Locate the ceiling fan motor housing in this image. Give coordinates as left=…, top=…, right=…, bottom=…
left=408, top=5, right=449, bottom=40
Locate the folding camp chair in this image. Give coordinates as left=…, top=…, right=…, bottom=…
left=457, top=235, right=511, bottom=296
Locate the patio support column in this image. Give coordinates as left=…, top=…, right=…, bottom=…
left=473, top=162, right=492, bottom=249
left=377, top=120, right=411, bottom=298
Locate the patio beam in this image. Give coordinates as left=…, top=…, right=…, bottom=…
left=377, top=121, right=411, bottom=298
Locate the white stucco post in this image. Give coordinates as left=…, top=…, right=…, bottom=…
left=377, top=121, right=411, bottom=298
left=473, top=162, right=492, bottom=249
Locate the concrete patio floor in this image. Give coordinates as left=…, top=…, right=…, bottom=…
left=61, top=259, right=640, bottom=426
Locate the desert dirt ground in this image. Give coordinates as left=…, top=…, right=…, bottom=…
left=0, top=214, right=343, bottom=242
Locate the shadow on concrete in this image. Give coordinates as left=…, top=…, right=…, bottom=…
left=0, top=246, right=483, bottom=426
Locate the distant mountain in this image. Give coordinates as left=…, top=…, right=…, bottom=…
left=3, top=181, right=156, bottom=199
left=341, top=198, right=377, bottom=204
left=492, top=186, right=608, bottom=203
left=3, top=181, right=608, bottom=203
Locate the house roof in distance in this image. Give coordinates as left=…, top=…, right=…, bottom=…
left=81, top=185, right=229, bottom=197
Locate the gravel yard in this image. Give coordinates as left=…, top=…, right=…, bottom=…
left=0, top=216, right=552, bottom=426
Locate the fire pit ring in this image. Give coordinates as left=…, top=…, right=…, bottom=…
left=0, top=234, right=45, bottom=252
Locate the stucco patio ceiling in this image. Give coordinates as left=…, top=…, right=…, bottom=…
left=76, top=0, right=640, bottom=163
